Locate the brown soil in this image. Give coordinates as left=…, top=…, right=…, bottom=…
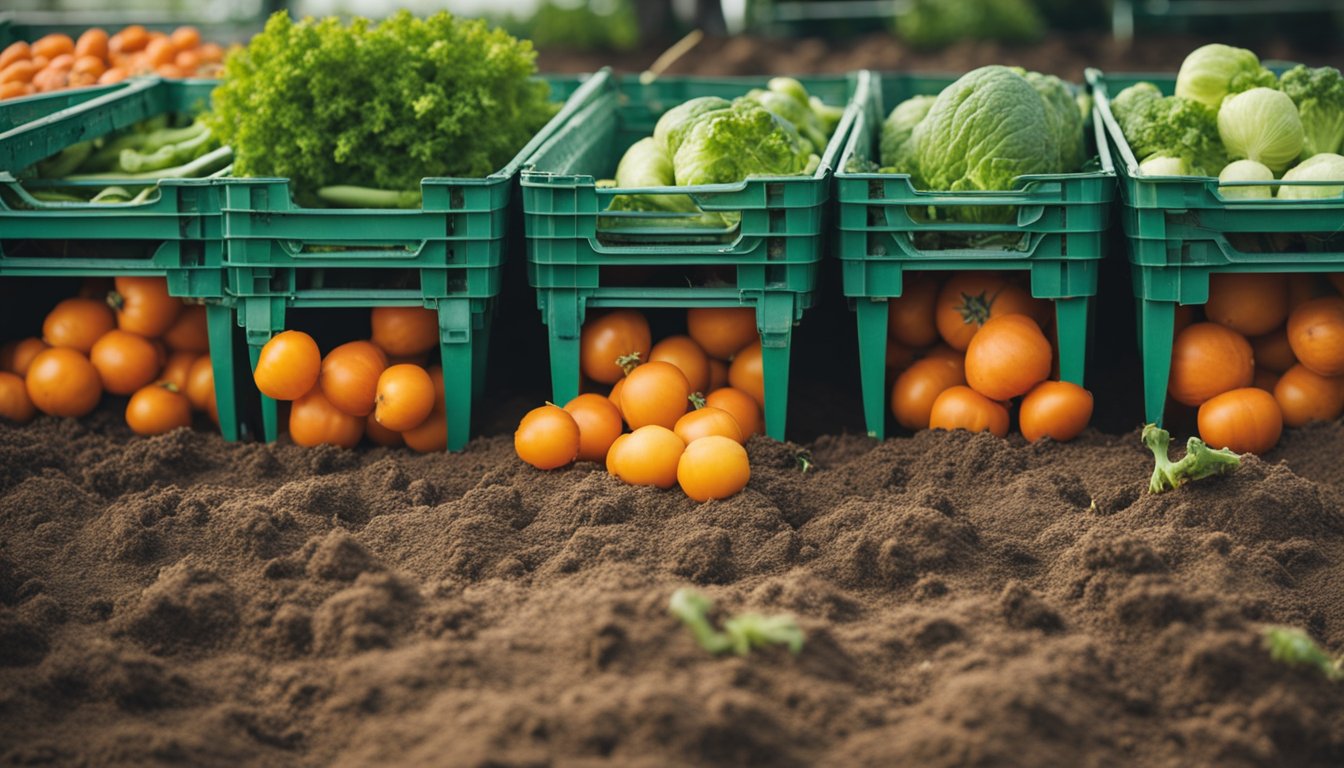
left=3, top=411, right=1344, bottom=766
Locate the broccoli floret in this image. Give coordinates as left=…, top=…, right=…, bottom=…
left=1281, top=65, right=1344, bottom=159
left=1112, top=84, right=1225, bottom=175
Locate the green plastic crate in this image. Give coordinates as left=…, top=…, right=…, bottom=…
left=835, top=71, right=1116, bottom=440
left=1087, top=67, right=1344, bottom=425
left=222, top=69, right=612, bottom=452
left=1, top=82, right=137, bottom=133
left=521, top=71, right=869, bottom=441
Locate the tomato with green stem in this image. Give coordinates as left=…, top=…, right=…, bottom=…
left=935, top=272, right=1050, bottom=351
left=581, top=310, right=651, bottom=384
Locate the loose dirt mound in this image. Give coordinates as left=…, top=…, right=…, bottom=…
left=2, top=414, right=1343, bottom=767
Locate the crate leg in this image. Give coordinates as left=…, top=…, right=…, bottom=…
left=243, top=297, right=286, bottom=443
left=470, top=305, right=491, bottom=402
left=438, top=298, right=475, bottom=452
left=205, top=303, right=239, bottom=441
left=1139, top=299, right=1175, bottom=426
left=758, top=293, right=794, bottom=442
left=545, top=290, right=582, bottom=407
left=855, top=297, right=888, bottom=440
left=1054, top=296, right=1089, bottom=386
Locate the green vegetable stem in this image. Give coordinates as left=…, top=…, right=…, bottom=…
left=1263, top=626, right=1343, bottom=681
left=668, top=588, right=804, bottom=656
left=1144, top=424, right=1241, bottom=494
left=316, top=186, right=423, bottom=209
left=63, top=145, right=233, bottom=182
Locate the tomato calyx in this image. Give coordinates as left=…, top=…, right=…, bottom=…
left=105, top=291, right=125, bottom=312
left=954, top=289, right=1000, bottom=328
left=616, top=353, right=642, bottom=375
left=688, top=392, right=707, bottom=410
left=157, top=381, right=181, bottom=393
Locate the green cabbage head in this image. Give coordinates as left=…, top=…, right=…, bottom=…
left=672, top=99, right=813, bottom=186
left=1218, top=159, right=1274, bottom=199
left=745, top=88, right=828, bottom=153
left=613, top=136, right=695, bottom=212
left=1218, top=88, right=1304, bottom=174
left=653, top=96, right=730, bottom=156
left=1175, top=44, right=1277, bottom=110
left=1280, top=65, right=1344, bottom=159
left=879, top=94, right=936, bottom=174
left=1278, top=152, right=1344, bottom=199
left=1139, top=155, right=1194, bottom=176
left=1025, top=71, right=1085, bottom=171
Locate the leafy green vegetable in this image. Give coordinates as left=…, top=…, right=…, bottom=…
left=879, top=95, right=935, bottom=175
left=1218, top=88, right=1304, bottom=174
left=1175, top=43, right=1277, bottom=110
left=746, top=87, right=827, bottom=153
left=1218, top=159, right=1275, bottom=199
left=1026, top=71, right=1086, bottom=173
left=1139, top=155, right=1194, bottom=176
left=894, top=0, right=1044, bottom=49
left=668, top=588, right=804, bottom=656
left=1111, top=83, right=1225, bottom=175
left=1277, top=152, right=1344, bottom=199
left=612, top=137, right=696, bottom=213
left=1280, top=65, right=1344, bottom=159
left=672, top=99, right=813, bottom=186
left=1144, top=424, right=1241, bottom=494
left=653, top=96, right=731, bottom=157
left=1263, top=626, right=1343, bottom=681
left=207, top=11, right=555, bottom=206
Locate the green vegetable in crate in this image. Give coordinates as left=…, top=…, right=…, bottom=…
left=745, top=77, right=829, bottom=153
left=1139, top=155, right=1194, bottom=177
left=1277, top=152, right=1344, bottom=199
left=613, top=137, right=695, bottom=212
left=1174, top=43, right=1277, bottom=110
left=206, top=11, right=555, bottom=208
left=1218, top=159, right=1274, bottom=199
left=1110, top=82, right=1225, bottom=176
left=879, top=94, right=935, bottom=175
left=1217, top=88, right=1304, bottom=175
left=673, top=99, right=814, bottom=186
left=1280, top=65, right=1344, bottom=159
left=1025, top=71, right=1086, bottom=173
left=653, top=96, right=731, bottom=156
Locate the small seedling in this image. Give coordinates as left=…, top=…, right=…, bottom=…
left=796, top=450, right=814, bottom=473
left=1144, top=424, right=1241, bottom=494
left=668, top=588, right=804, bottom=656
left=1264, top=626, right=1343, bottom=682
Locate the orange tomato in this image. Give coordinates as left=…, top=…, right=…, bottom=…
left=1169, top=322, right=1254, bottom=407
left=1197, top=387, right=1282, bottom=455
left=0, top=61, right=37, bottom=86
left=161, top=304, right=209, bottom=353
left=564, top=393, right=624, bottom=463
left=111, top=25, right=149, bottom=54
left=289, top=388, right=363, bottom=449
left=370, top=306, right=439, bottom=358
left=1018, top=380, right=1092, bottom=443
left=705, top=387, right=761, bottom=439
left=25, top=348, right=101, bottom=417
left=98, top=67, right=127, bottom=85
left=964, top=314, right=1052, bottom=401
left=365, top=412, right=404, bottom=448
left=90, top=329, right=159, bottom=395
left=109, top=276, right=181, bottom=337
left=1253, top=367, right=1280, bottom=392
left=1250, top=328, right=1296, bottom=374
left=45, top=53, right=74, bottom=72
left=174, top=49, right=201, bottom=72
left=1288, top=297, right=1344, bottom=376
left=515, top=404, right=581, bottom=470
left=677, top=435, right=750, bottom=502
left=728, top=340, right=764, bottom=408
left=70, top=55, right=106, bottom=85
left=319, top=341, right=387, bottom=417
left=686, top=307, right=757, bottom=360
left=649, top=335, right=710, bottom=394
left=887, top=273, right=940, bottom=348
left=674, top=406, right=743, bottom=445
left=373, top=364, right=435, bottom=431
left=707, top=358, right=729, bottom=392
left=160, top=351, right=199, bottom=390
left=581, top=310, right=652, bottom=384
left=399, top=364, right=447, bottom=452
left=1273, top=364, right=1344, bottom=427
left=185, top=355, right=214, bottom=412
left=620, top=361, right=690, bottom=430
left=928, top=386, right=1009, bottom=438
left=125, top=383, right=192, bottom=436
left=30, top=34, right=74, bottom=61
left=1204, top=273, right=1287, bottom=336
left=43, top=297, right=115, bottom=353
left=0, top=82, right=28, bottom=99
left=154, top=63, right=187, bottom=79
left=32, top=65, right=69, bottom=93
left=170, top=26, right=201, bottom=51
left=74, top=28, right=109, bottom=61
left=891, top=356, right=966, bottom=431
left=609, top=425, right=684, bottom=488
left=1, top=337, right=48, bottom=376
left=935, top=272, right=1050, bottom=351
left=0, top=42, right=29, bottom=71
left=608, top=376, right=626, bottom=415
left=0, top=372, right=36, bottom=424
left=254, top=330, right=320, bottom=401
left=196, top=42, right=225, bottom=64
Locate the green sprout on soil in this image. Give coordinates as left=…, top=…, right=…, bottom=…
left=796, top=450, right=814, bottom=473
left=1144, top=424, right=1241, bottom=494
left=1263, top=626, right=1343, bottom=682
left=668, top=588, right=804, bottom=656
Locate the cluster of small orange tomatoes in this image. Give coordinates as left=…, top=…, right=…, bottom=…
left=0, top=277, right=216, bottom=433
left=1168, top=273, right=1344, bottom=455
left=513, top=307, right=766, bottom=503
left=250, top=307, right=451, bottom=451
left=883, top=271, right=1093, bottom=441
left=0, top=26, right=227, bottom=101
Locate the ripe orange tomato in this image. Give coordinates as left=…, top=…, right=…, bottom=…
left=365, top=413, right=404, bottom=448
left=185, top=355, right=214, bottom=412
left=0, top=372, right=36, bottom=424
left=707, top=358, right=729, bottom=392
left=1, top=337, right=48, bottom=376
left=1197, top=387, right=1282, bottom=455
left=31, top=34, right=74, bottom=60
left=42, top=297, right=115, bottom=353
left=649, top=335, right=711, bottom=394
left=109, top=276, right=181, bottom=337
left=610, top=425, right=684, bottom=488
left=1273, top=364, right=1344, bottom=427
left=1168, top=322, right=1254, bottom=407
left=935, top=272, right=1050, bottom=351
left=928, top=385, right=1009, bottom=438
left=75, top=28, right=109, bottom=60
left=319, top=341, right=387, bottom=417
left=254, top=330, right=320, bottom=401
left=162, top=304, right=209, bottom=353
left=402, top=412, right=447, bottom=453
left=887, top=273, right=940, bottom=348
left=677, top=435, right=750, bottom=502
left=687, top=307, right=757, bottom=360
left=374, top=364, right=435, bottom=431
left=1288, top=297, right=1344, bottom=376
left=564, top=393, right=624, bottom=463
left=581, top=310, right=651, bottom=384
left=1250, top=328, right=1296, bottom=374
left=125, top=383, right=192, bottom=436
left=370, top=306, right=439, bottom=357
left=964, top=314, right=1052, bottom=401
left=25, top=348, right=101, bottom=417
left=515, top=404, right=581, bottom=470
left=728, top=341, right=764, bottom=408
left=89, top=329, right=160, bottom=395
left=608, top=377, right=627, bottom=416
left=891, top=356, right=966, bottom=430
left=620, top=361, right=691, bottom=430
left=1205, top=273, right=1287, bottom=336
left=1018, top=380, right=1092, bottom=442
left=1253, top=367, right=1280, bottom=392
left=605, top=433, right=629, bottom=475
left=289, top=387, right=363, bottom=449
left=705, top=387, right=761, bottom=439
left=160, top=351, right=199, bottom=390
left=674, top=406, right=744, bottom=445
